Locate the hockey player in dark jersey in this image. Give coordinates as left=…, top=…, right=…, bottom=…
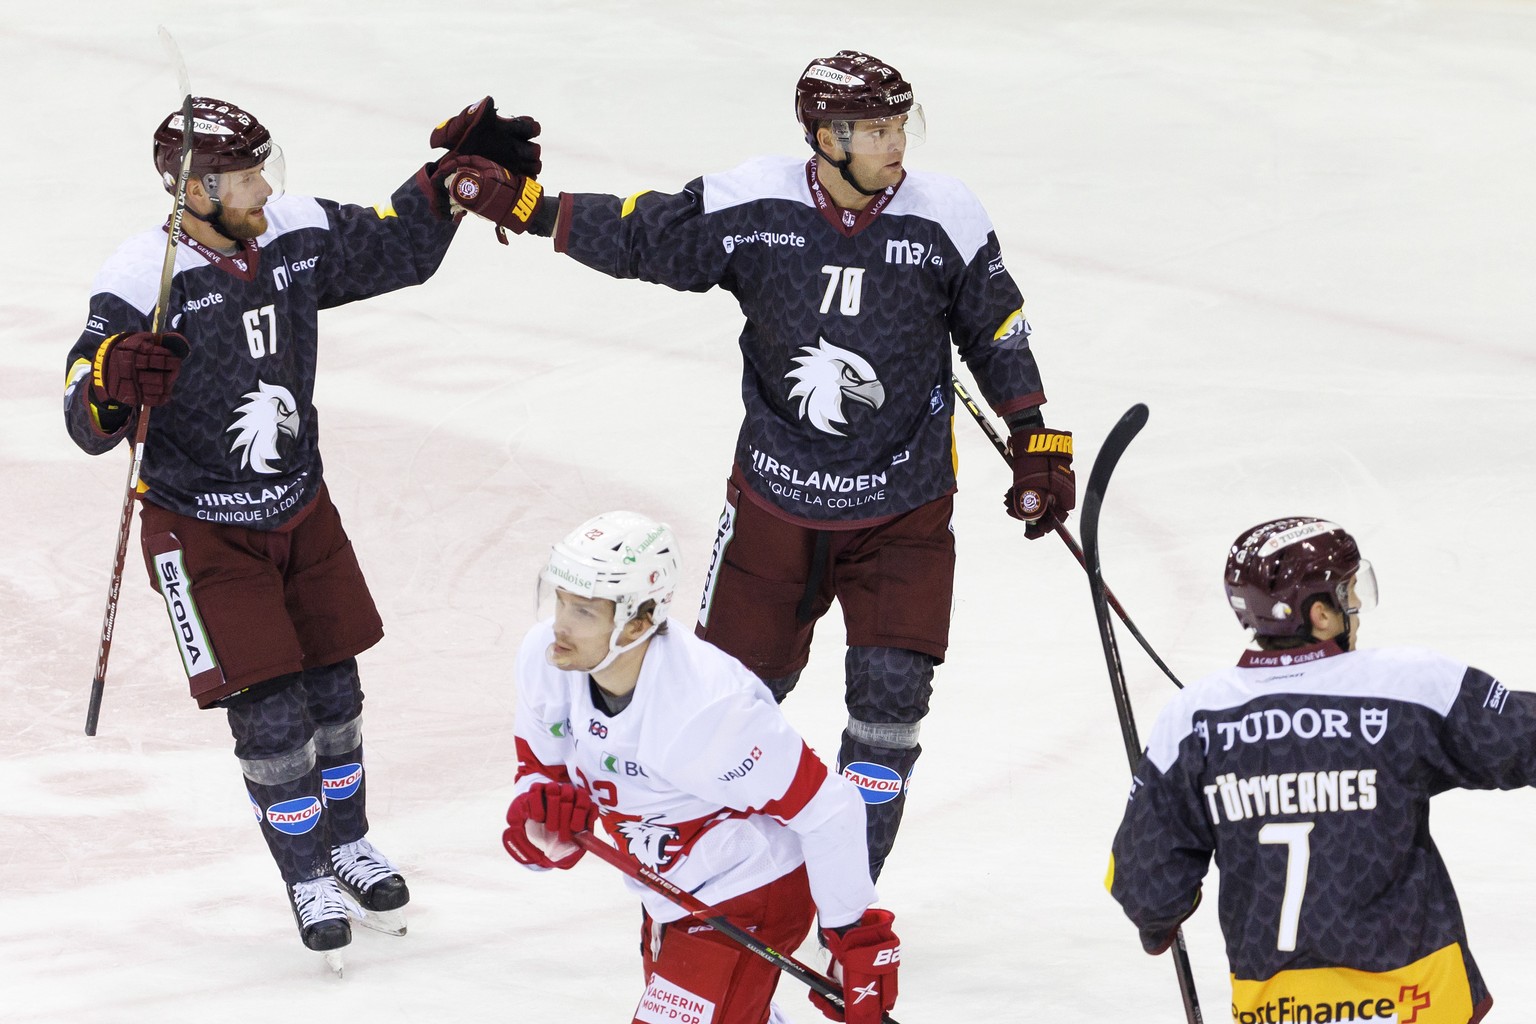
left=62, top=96, right=542, bottom=960
left=1108, top=517, right=1536, bottom=1024
left=448, top=49, right=1075, bottom=880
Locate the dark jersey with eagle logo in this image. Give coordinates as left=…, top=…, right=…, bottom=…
left=555, top=156, right=1047, bottom=527
left=1109, top=641, right=1536, bottom=1024
left=63, top=173, right=456, bottom=528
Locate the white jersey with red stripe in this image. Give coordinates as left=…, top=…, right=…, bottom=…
left=513, top=620, right=875, bottom=928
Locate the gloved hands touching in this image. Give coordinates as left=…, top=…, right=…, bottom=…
left=809, top=909, right=900, bottom=1024
left=91, top=331, right=190, bottom=408
left=502, top=782, right=598, bottom=870
left=431, top=96, right=542, bottom=176
left=1005, top=424, right=1076, bottom=538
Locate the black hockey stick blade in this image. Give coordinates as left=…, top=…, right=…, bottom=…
left=1080, top=403, right=1150, bottom=587
left=1079, top=405, right=1205, bottom=1024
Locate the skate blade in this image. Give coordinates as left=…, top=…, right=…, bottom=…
left=323, top=949, right=345, bottom=977
left=356, top=907, right=407, bottom=937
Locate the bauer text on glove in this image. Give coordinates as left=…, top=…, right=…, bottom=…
left=809, top=908, right=900, bottom=1024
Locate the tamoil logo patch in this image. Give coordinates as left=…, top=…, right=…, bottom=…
left=843, top=761, right=904, bottom=804
left=265, top=796, right=322, bottom=835
left=321, top=763, right=363, bottom=801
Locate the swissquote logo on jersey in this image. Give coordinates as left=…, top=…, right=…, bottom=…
left=785, top=338, right=885, bottom=436
left=227, top=380, right=300, bottom=473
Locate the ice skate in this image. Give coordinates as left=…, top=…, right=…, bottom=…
left=289, top=874, right=362, bottom=972
left=331, top=837, right=409, bottom=936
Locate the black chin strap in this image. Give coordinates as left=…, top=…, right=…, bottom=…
left=806, top=133, right=884, bottom=197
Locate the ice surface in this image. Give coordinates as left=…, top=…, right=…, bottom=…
left=4, top=1, right=1535, bottom=1020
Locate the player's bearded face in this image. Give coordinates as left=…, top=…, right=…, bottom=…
left=549, top=591, right=618, bottom=672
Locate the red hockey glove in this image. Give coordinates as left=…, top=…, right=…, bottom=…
left=91, top=331, right=190, bottom=408
left=430, top=96, right=542, bottom=177
left=1005, top=426, right=1076, bottom=538
left=502, top=782, right=597, bottom=870
left=435, top=155, right=553, bottom=240
left=809, top=909, right=900, bottom=1024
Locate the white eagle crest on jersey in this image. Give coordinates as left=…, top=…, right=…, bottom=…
left=613, top=816, right=682, bottom=870
left=785, top=337, right=886, bottom=436
left=226, top=381, right=300, bottom=474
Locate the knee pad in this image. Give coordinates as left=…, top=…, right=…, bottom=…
left=227, top=681, right=313, bottom=764
left=843, top=646, right=935, bottom=726
left=302, top=658, right=364, bottom=727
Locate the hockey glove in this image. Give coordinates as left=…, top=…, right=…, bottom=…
left=91, top=331, right=190, bottom=408
left=502, top=782, right=597, bottom=870
left=1005, top=426, right=1076, bottom=537
left=430, top=96, right=542, bottom=177
left=435, top=155, right=554, bottom=241
left=810, top=909, right=900, bottom=1024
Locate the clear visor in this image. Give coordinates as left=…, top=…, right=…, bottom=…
left=1336, top=561, right=1378, bottom=615
left=826, top=105, right=926, bottom=155
left=203, top=146, right=285, bottom=209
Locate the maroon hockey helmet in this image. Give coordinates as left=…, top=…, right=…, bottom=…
left=794, top=50, right=916, bottom=137
left=1224, top=518, right=1376, bottom=637
left=152, top=97, right=277, bottom=194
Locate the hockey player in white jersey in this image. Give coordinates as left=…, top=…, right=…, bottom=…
left=504, top=511, right=900, bottom=1024
left=1108, top=517, right=1536, bottom=1023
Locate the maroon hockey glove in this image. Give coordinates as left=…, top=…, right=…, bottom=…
left=810, top=909, right=900, bottom=1024
left=1005, top=426, right=1076, bottom=537
left=430, top=96, right=542, bottom=177
left=502, top=782, right=595, bottom=870
left=91, top=331, right=190, bottom=408
left=435, top=155, right=553, bottom=241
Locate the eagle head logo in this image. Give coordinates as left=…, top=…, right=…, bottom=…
left=226, top=380, right=300, bottom=474
left=613, top=816, right=682, bottom=870
left=785, top=337, right=885, bottom=436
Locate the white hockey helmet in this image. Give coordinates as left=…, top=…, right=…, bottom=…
left=541, top=511, right=681, bottom=667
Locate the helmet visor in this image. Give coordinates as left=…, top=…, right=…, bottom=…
left=826, top=105, right=925, bottom=155
left=203, top=146, right=285, bottom=209
left=1337, top=561, right=1378, bottom=615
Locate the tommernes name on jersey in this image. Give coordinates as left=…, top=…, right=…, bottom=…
left=63, top=174, right=455, bottom=529
left=556, top=156, right=1046, bottom=526
left=1109, top=642, right=1536, bottom=1024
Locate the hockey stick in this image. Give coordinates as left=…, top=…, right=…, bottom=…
left=950, top=376, right=1182, bottom=688
left=1079, top=404, right=1203, bottom=1024
left=573, top=831, right=904, bottom=1024
left=86, top=28, right=195, bottom=736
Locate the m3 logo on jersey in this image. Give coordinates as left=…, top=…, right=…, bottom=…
left=265, top=796, right=323, bottom=835
left=321, top=763, right=363, bottom=801
left=272, top=264, right=290, bottom=291
left=227, top=381, right=300, bottom=474
left=884, top=239, right=940, bottom=266
left=786, top=338, right=885, bottom=436
left=843, top=762, right=905, bottom=804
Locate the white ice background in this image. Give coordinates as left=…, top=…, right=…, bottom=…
left=3, top=1, right=1535, bottom=1021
